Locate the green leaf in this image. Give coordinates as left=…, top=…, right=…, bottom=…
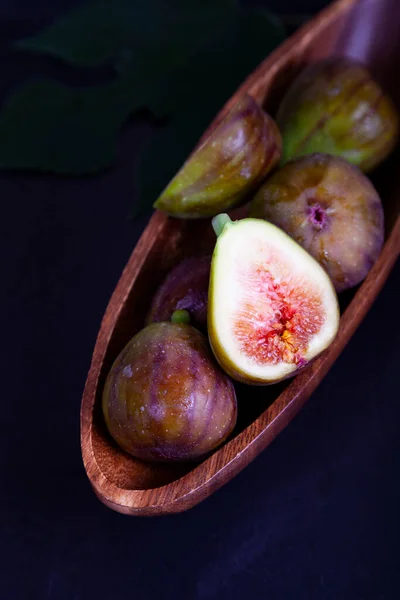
left=1, top=0, right=284, bottom=182
left=0, top=78, right=138, bottom=173
left=134, top=8, right=285, bottom=215
left=15, top=0, right=237, bottom=71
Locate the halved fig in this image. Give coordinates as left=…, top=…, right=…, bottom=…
left=208, top=215, right=340, bottom=384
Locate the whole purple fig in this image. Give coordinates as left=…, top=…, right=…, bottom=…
left=277, top=57, right=399, bottom=172
left=146, top=256, right=210, bottom=332
left=249, top=153, right=384, bottom=292
left=102, top=316, right=237, bottom=463
left=154, top=94, right=282, bottom=218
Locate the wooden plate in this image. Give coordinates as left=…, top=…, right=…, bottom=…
left=81, top=0, right=400, bottom=515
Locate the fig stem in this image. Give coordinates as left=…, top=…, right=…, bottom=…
left=171, top=310, right=191, bottom=324
left=212, top=213, right=232, bottom=237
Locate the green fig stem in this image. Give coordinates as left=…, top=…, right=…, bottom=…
left=171, top=309, right=191, bottom=324
left=212, top=213, right=232, bottom=237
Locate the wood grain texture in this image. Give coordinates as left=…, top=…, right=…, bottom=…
left=80, top=0, right=400, bottom=516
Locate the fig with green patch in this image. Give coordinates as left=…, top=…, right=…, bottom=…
left=154, top=94, right=282, bottom=218
left=277, top=57, right=399, bottom=171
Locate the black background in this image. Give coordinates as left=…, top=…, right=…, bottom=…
left=1, top=1, right=399, bottom=599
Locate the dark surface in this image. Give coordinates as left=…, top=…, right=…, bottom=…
left=1, top=1, right=399, bottom=599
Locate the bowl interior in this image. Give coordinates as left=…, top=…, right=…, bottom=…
left=89, top=2, right=400, bottom=492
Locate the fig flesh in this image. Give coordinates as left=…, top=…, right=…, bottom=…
left=208, top=215, right=339, bottom=385
left=249, top=153, right=384, bottom=292
left=154, top=94, right=282, bottom=218
left=102, top=319, right=237, bottom=462
left=146, top=256, right=210, bottom=332
left=277, top=57, right=399, bottom=172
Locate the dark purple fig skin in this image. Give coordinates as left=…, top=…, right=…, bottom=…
left=250, top=153, right=384, bottom=292
left=146, top=256, right=211, bottom=332
left=102, top=322, right=237, bottom=463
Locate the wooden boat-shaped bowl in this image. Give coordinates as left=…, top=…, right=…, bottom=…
left=81, top=0, right=400, bottom=515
